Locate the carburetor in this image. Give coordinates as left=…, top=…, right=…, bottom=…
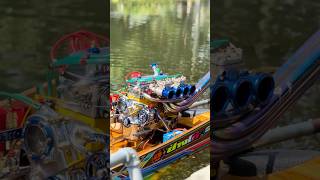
left=126, top=64, right=196, bottom=100
left=111, top=96, right=158, bottom=141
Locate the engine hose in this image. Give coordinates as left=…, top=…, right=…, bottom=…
left=211, top=29, right=320, bottom=161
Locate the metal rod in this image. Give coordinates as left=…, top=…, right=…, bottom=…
left=188, top=99, right=210, bottom=109
left=110, top=148, right=143, bottom=180
left=157, top=113, right=171, bottom=132
left=253, top=118, right=320, bottom=148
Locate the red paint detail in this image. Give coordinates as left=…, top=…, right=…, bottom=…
left=125, top=71, right=143, bottom=81
left=152, top=150, right=163, bottom=163
left=11, top=101, right=28, bottom=127
left=191, top=132, right=201, bottom=141
left=186, top=138, right=210, bottom=151
left=145, top=89, right=153, bottom=95
left=110, top=94, right=120, bottom=102
left=50, top=30, right=109, bottom=61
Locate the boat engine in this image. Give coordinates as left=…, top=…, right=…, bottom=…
left=55, top=47, right=109, bottom=118
left=23, top=106, right=106, bottom=179
left=112, top=97, right=158, bottom=141
left=50, top=30, right=109, bottom=119
left=211, top=40, right=275, bottom=114
left=111, top=64, right=210, bottom=151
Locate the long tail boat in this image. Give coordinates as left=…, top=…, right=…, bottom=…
left=110, top=64, right=211, bottom=179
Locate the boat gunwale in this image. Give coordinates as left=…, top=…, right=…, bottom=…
left=137, top=112, right=210, bottom=156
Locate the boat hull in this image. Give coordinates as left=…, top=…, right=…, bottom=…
left=113, top=119, right=210, bottom=179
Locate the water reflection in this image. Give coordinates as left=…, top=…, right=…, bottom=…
left=212, top=0, right=320, bottom=149
left=0, top=0, right=108, bottom=92
left=111, top=0, right=210, bottom=88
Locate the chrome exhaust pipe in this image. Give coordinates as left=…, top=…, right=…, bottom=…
left=162, top=87, right=175, bottom=99
left=164, top=72, right=210, bottom=112
left=178, top=84, right=196, bottom=97
left=179, top=85, right=190, bottom=97
left=174, top=87, right=183, bottom=98
left=251, top=73, right=275, bottom=105
left=211, top=83, right=230, bottom=113
left=188, top=84, right=196, bottom=96
left=230, top=79, right=253, bottom=109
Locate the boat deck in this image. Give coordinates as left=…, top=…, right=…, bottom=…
left=110, top=110, right=210, bottom=154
